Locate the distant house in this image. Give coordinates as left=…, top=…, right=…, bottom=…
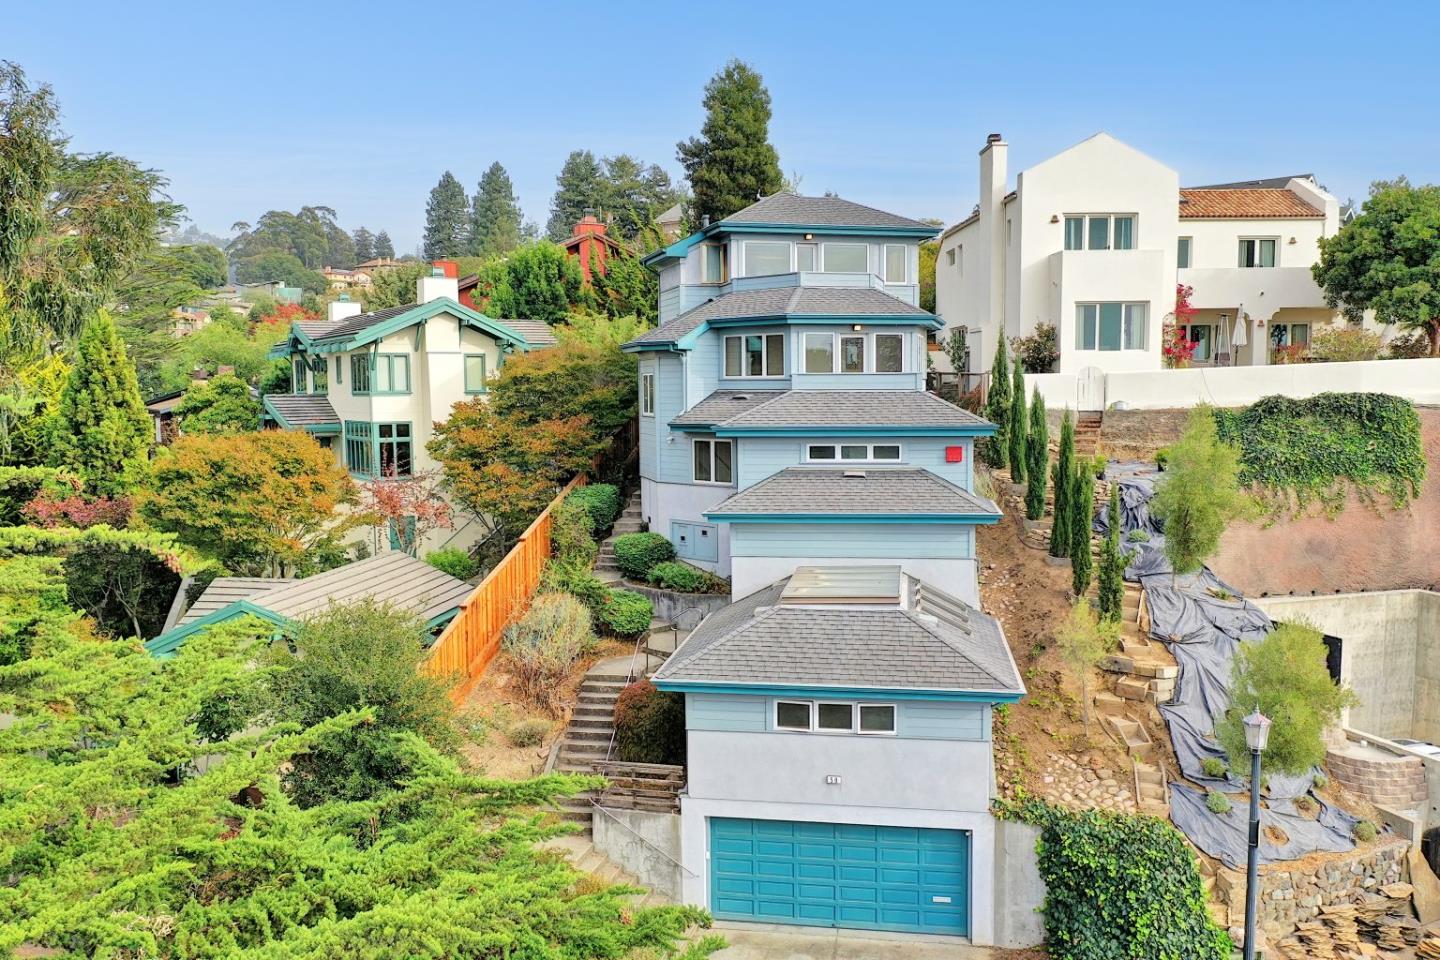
left=558, top=215, right=627, bottom=281
left=170, top=305, right=210, bottom=336
left=656, top=202, right=684, bottom=240
left=355, top=257, right=406, bottom=272
left=237, top=280, right=302, bottom=305
left=321, top=267, right=372, bottom=290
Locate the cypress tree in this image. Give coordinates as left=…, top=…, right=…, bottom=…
left=373, top=230, right=395, bottom=259
left=982, top=337, right=1011, bottom=469
left=676, top=60, right=784, bottom=225
left=1070, top=461, right=1095, bottom=596
left=422, top=171, right=469, bottom=260
left=47, top=311, right=150, bottom=497
left=469, top=162, right=523, bottom=257
left=1007, top=357, right=1027, bottom=484
left=1049, top=409, right=1076, bottom=558
left=1025, top=388, right=1048, bottom=521
left=1097, top=487, right=1126, bottom=621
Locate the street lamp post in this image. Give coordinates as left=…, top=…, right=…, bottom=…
left=1242, top=709, right=1272, bottom=960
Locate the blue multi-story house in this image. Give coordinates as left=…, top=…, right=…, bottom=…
left=624, top=193, right=1001, bottom=605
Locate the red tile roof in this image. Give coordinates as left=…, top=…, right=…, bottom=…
left=1179, top=188, right=1323, bottom=219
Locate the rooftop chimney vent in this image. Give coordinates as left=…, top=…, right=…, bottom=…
left=986, top=132, right=1003, bottom=144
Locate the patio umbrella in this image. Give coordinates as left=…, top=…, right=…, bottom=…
left=1231, top=304, right=1248, bottom=360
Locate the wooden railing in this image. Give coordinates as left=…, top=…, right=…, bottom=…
left=424, top=473, right=587, bottom=703
left=591, top=760, right=686, bottom=814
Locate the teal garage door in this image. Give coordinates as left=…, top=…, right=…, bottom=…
left=709, top=818, right=969, bottom=936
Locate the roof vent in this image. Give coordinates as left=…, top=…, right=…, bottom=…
left=843, top=470, right=866, bottom=479
left=986, top=132, right=1003, bottom=144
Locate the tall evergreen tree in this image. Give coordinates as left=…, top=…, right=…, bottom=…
left=352, top=226, right=375, bottom=262
left=600, top=154, right=682, bottom=241
left=1025, top=388, right=1048, bottom=521
left=676, top=59, right=784, bottom=225
left=981, top=337, right=1011, bottom=468
left=1007, top=358, right=1027, bottom=484
left=1097, top=487, right=1126, bottom=622
left=1049, top=410, right=1076, bottom=558
left=373, top=230, right=395, bottom=259
left=546, top=150, right=606, bottom=241
left=47, top=311, right=150, bottom=497
left=469, top=162, right=523, bottom=257
left=1070, top=461, right=1095, bottom=595
left=422, top=172, right=469, bottom=260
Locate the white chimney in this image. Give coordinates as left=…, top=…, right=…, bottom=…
left=978, top=133, right=1008, bottom=364
left=328, top=295, right=363, bottom=323
left=417, top=267, right=459, bottom=304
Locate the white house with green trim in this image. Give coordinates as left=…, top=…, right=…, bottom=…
left=262, top=271, right=555, bottom=554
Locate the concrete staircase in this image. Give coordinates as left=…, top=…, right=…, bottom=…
left=552, top=671, right=629, bottom=832
left=596, top=491, right=643, bottom=584
left=541, top=833, right=676, bottom=907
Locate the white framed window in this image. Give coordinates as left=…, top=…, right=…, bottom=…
left=701, top=242, right=728, bottom=283
left=803, top=332, right=834, bottom=373
left=796, top=243, right=818, bottom=272
left=1238, top=238, right=1277, bottom=268
left=772, top=699, right=896, bottom=734
left=822, top=242, right=867, bottom=273
left=839, top=335, right=865, bottom=373
left=692, top=438, right=734, bottom=485
left=640, top=372, right=655, bottom=416
left=1076, top=302, right=1148, bottom=351
left=945, top=248, right=956, bottom=267
left=874, top=333, right=904, bottom=373
left=1177, top=236, right=1193, bottom=269
left=743, top=240, right=791, bottom=277
left=1064, top=214, right=1136, bottom=251
left=883, top=244, right=908, bottom=283
left=807, top=443, right=902, bottom=462
left=724, top=334, right=784, bottom=378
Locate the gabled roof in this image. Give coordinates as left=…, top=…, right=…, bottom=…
left=652, top=567, right=1023, bottom=698
left=314, top=303, right=418, bottom=340
left=624, top=286, right=937, bottom=350
left=670, top=390, right=788, bottom=428
left=262, top=394, right=340, bottom=432
left=1185, top=175, right=1314, bottom=191
left=1178, top=188, right=1323, bottom=219
left=147, top=553, right=474, bottom=657
left=718, top=193, right=938, bottom=232
left=710, top=390, right=994, bottom=435
left=495, top=318, right=558, bottom=347
left=279, top=298, right=534, bottom=355
left=706, top=467, right=1001, bottom=521
left=180, top=577, right=291, bottom=625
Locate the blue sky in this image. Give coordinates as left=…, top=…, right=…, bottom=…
left=8, top=0, right=1439, bottom=253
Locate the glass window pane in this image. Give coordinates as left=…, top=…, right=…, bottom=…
left=796, top=244, right=817, bottom=272
left=859, top=704, right=895, bottom=732
left=1177, top=237, right=1192, bottom=268
left=840, top=336, right=865, bottom=373
left=875, top=334, right=903, bottom=373
left=724, top=337, right=741, bottom=377
left=1259, top=239, right=1276, bottom=267
left=1077, top=305, right=1098, bottom=350
left=744, top=241, right=790, bottom=276
left=1088, top=216, right=1110, bottom=250
left=713, top=441, right=733, bottom=483
left=884, top=244, right=907, bottom=283
left=1064, top=217, right=1084, bottom=250
left=376, top=357, right=391, bottom=392
left=873, top=445, right=901, bottom=460
left=693, top=440, right=711, bottom=482
left=1113, top=216, right=1134, bottom=250
left=703, top=244, right=723, bottom=282
left=823, top=243, right=867, bottom=272
left=465, top=354, right=485, bottom=392
left=1123, top=304, right=1147, bottom=350
left=1099, top=303, right=1123, bottom=351
left=808, top=445, right=836, bottom=460
left=396, top=357, right=409, bottom=392
left=817, top=703, right=853, bottom=730
left=1293, top=323, right=1310, bottom=345
left=804, top=334, right=833, bottom=373
left=776, top=701, right=811, bottom=730
left=766, top=334, right=784, bottom=375
left=1239, top=240, right=1254, bottom=267
left=745, top=335, right=763, bottom=376
left=840, top=445, right=868, bottom=460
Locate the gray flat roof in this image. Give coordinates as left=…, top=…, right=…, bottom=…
left=707, top=467, right=1001, bottom=518
left=671, top=390, right=788, bottom=428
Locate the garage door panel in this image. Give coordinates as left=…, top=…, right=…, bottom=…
left=709, top=818, right=969, bottom=937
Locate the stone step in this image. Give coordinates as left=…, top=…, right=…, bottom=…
left=570, top=717, right=614, bottom=730
left=580, top=679, right=628, bottom=691
left=573, top=708, right=613, bottom=722
left=565, top=729, right=614, bottom=743
left=560, top=746, right=611, bottom=764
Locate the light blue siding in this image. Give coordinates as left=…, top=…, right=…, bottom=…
left=729, top=524, right=974, bottom=560
left=656, top=355, right=691, bottom=483
left=736, top=438, right=805, bottom=488
left=791, top=372, right=923, bottom=391
left=735, top=437, right=974, bottom=491
left=686, top=329, right=721, bottom=410
left=659, top=287, right=682, bottom=326
left=687, top=693, right=767, bottom=732
left=898, top=702, right=988, bottom=740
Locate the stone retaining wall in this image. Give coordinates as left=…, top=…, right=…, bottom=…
left=1213, top=839, right=1409, bottom=940
left=618, top=581, right=730, bottom=630
left=1326, top=747, right=1429, bottom=809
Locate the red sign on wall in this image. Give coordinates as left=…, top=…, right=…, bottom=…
left=945, top=446, right=964, bottom=463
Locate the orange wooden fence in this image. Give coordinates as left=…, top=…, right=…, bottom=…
left=424, top=474, right=588, bottom=703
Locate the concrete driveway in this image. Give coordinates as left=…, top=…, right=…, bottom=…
left=706, top=923, right=1006, bottom=959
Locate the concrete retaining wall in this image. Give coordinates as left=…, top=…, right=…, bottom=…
left=992, top=819, right=1046, bottom=948
left=592, top=806, right=683, bottom=901
left=618, top=581, right=730, bottom=630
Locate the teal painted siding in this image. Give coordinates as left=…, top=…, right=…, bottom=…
left=659, top=287, right=682, bottom=326
left=735, top=437, right=974, bottom=491
left=656, top=355, right=691, bottom=483
left=898, top=702, right=988, bottom=740
left=730, top=523, right=973, bottom=559
left=639, top=358, right=658, bottom=481
left=687, top=693, right=768, bottom=732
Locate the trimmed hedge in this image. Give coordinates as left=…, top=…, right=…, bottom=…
left=646, top=560, right=707, bottom=593
left=550, top=497, right=597, bottom=565
left=425, top=548, right=479, bottom=580
left=538, top=557, right=609, bottom=625
left=569, top=483, right=623, bottom=533
left=614, top=678, right=686, bottom=765
left=613, top=532, right=674, bottom=580
left=598, top=589, right=653, bottom=639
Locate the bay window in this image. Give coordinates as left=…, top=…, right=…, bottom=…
left=875, top=333, right=904, bottom=372
left=743, top=240, right=790, bottom=276
left=796, top=243, right=818, bottom=272
left=350, top=354, right=371, bottom=393
left=822, top=242, right=867, bottom=273
left=840, top=335, right=865, bottom=373
left=724, top=334, right=784, bottom=378
left=701, top=243, right=728, bottom=283
left=883, top=244, right=908, bottom=283
left=292, top=357, right=308, bottom=392
left=1076, top=302, right=1148, bottom=351
left=803, top=332, right=834, bottom=373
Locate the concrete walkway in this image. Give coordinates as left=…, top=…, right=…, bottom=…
left=705, top=923, right=1004, bottom=959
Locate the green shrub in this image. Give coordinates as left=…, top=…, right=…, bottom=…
left=569, top=483, right=622, bottom=533
left=1205, top=791, right=1231, bottom=814
left=647, top=560, right=708, bottom=593
left=1126, top=529, right=1150, bottom=543
left=1387, top=331, right=1432, bottom=359
left=502, top=593, right=596, bottom=714
left=539, top=556, right=609, bottom=621
left=614, top=678, right=686, bottom=765
left=613, top=532, right=674, bottom=580
left=997, top=798, right=1230, bottom=960
left=505, top=717, right=551, bottom=747
left=1313, top=772, right=1329, bottom=790
left=1091, top=453, right=1107, bottom=479
left=1353, top=820, right=1378, bottom=843
left=550, top=496, right=597, bottom=565
left=598, top=589, right=653, bottom=639
left=1200, top=757, right=1227, bottom=779
left=1155, top=446, right=1171, bottom=470
left=426, top=548, right=479, bottom=580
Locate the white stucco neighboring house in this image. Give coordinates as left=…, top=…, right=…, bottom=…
left=935, top=132, right=1362, bottom=386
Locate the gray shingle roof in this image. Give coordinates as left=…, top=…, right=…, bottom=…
left=653, top=568, right=1023, bottom=694
left=497, top=318, right=558, bottom=347
left=716, top=390, right=992, bottom=431
left=296, top=319, right=342, bottom=339
left=313, top=303, right=418, bottom=341
left=263, top=394, right=339, bottom=427
left=721, top=193, right=937, bottom=231
left=180, top=577, right=291, bottom=625
left=707, top=467, right=1001, bottom=518
left=625, top=286, right=933, bottom=347
left=671, top=390, right=788, bottom=427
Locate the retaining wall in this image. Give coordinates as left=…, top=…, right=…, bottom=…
left=992, top=819, right=1046, bottom=948
left=592, top=806, right=683, bottom=901
left=617, top=581, right=730, bottom=630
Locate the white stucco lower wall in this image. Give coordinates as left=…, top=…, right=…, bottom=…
left=730, top=555, right=979, bottom=607
left=640, top=477, right=733, bottom=575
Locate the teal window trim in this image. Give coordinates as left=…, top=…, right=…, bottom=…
left=292, top=356, right=308, bottom=393
left=350, top=354, right=372, bottom=394
left=344, top=420, right=374, bottom=477
left=463, top=353, right=488, bottom=394
left=311, top=355, right=328, bottom=394
left=376, top=421, right=414, bottom=478
left=334, top=354, right=343, bottom=385
left=372, top=353, right=412, bottom=395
